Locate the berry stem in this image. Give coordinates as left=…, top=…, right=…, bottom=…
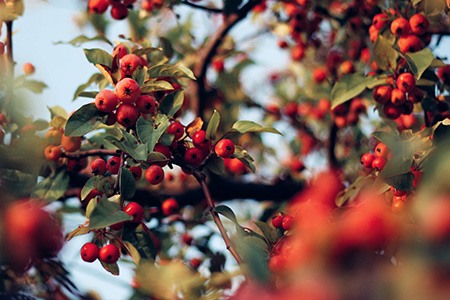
left=194, top=171, right=243, bottom=265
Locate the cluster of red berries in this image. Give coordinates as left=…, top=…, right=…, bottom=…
left=360, top=142, right=390, bottom=171
left=271, top=213, right=294, bottom=231
left=370, top=11, right=429, bottom=53
left=88, top=0, right=137, bottom=20
left=373, top=72, right=422, bottom=120
left=332, top=97, right=367, bottom=128
left=80, top=201, right=145, bottom=263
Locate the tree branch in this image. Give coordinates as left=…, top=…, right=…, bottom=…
left=178, top=0, right=223, bottom=13
left=191, top=0, right=262, bottom=119
left=328, top=122, right=339, bottom=169
left=6, top=21, right=14, bottom=78
left=62, top=149, right=120, bottom=159
left=194, top=171, right=243, bottom=264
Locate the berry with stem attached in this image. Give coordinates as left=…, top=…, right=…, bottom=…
left=215, top=139, right=235, bottom=158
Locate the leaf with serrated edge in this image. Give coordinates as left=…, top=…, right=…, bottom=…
left=89, top=200, right=133, bottom=229
left=206, top=110, right=220, bottom=140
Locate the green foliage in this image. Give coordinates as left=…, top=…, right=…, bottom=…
left=136, top=114, right=170, bottom=152
left=31, top=168, right=69, bottom=203
left=89, top=200, right=133, bottom=229
left=83, top=48, right=113, bottom=67
left=65, top=103, right=107, bottom=136
left=120, top=167, right=136, bottom=200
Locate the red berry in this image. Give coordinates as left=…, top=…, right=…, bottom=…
left=91, top=158, right=107, bottom=175
left=390, top=17, right=411, bottom=37
left=397, top=35, right=423, bottom=53
left=88, top=0, right=109, bottom=14
left=115, top=78, right=141, bottom=104
left=110, top=3, right=129, bottom=20
left=106, top=156, right=121, bottom=174
left=95, top=89, right=119, bottom=113
left=184, top=147, right=204, bottom=167
left=372, top=13, right=388, bottom=30
left=192, top=130, right=211, bottom=150
left=181, top=233, right=193, bottom=245
left=361, top=153, right=375, bottom=168
left=161, top=198, right=179, bottom=216
left=44, top=145, right=63, bottom=161
left=396, top=73, right=415, bottom=93
left=374, top=142, right=390, bottom=159
left=120, top=54, right=142, bottom=77
left=373, top=85, right=393, bottom=105
left=409, top=13, right=429, bottom=35
left=391, top=88, right=406, bottom=106
left=116, top=103, right=139, bottom=127
left=282, top=215, right=294, bottom=231
left=383, top=102, right=402, bottom=119
left=112, top=44, right=128, bottom=60
left=80, top=242, right=99, bottom=263
left=212, top=59, right=224, bottom=72
left=136, top=95, right=157, bottom=114
left=272, top=215, right=284, bottom=229
left=99, top=244, right=120, bottom=264
left=371, top=157, right=387, bottom=171
left=167, top=121, right=185, bottom=140
left=190, top=258, right=202, bottom=269
left=214, top=139, right=235, bottom=158
left=145, top=165, right=165, bottom=185
left=124, top=202, right=144, bottom=223
left=129, top=166, right=142, bottom=180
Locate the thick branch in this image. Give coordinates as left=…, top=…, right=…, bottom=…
left=194, top=171, right=243, bottom=264
left=328, top=122, right=339, bottom=169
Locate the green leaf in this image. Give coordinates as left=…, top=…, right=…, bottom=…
left=232, top=146, right=256, bottom=173
left=54, top=35, right=112, bottom=47
left=105, top=134, right=148, bottom=161
left=78, top=91, right=98, bottom=98
left=231, top=120, right=281, bottom=135
left=120, top=167, right=136, bottom=200
left=66, top=226, right=91, bottom=241
left=80, top=176, right=99, bottom=201
left=382, top=172, right=415, bottom=191
left=206, top=110, right=220, bottom=140
left=65, top=103, right=107, bottom=136
left=140, top=79, right=174, bottom=93
left=133, top=67, right=148, bottom=86
left=331, top=73, right=387, bottom=109
left=83, top=48, right=113, bottom=67
left=17, top=79, right=48, bottom=94
left=371, top=131, right=402, bottom=150
left=73, top=73, right=104, bottom=100
left=373, top=35, right=398, bottom=71
left=31, top=169, right=69, bottom=203
left=123, top=241, right=142, bottom=265
left=160, top=90, right=184, bottom=117
left=335, top=175, right=373, bottom=207
left=122, top=224, right=157, bottom=260
left=100, top=261, right=120, bottom=276
left=136, top=114, right=170, bottom=152
left=147, top=64, right=196, bottom=80
left=402, top=48, right=435, bottom=79
left=146, top=151, right=168, bottom=163
left=48, top=106, right=68, bottom=119
left=234, top=236, right=270, bottom=283
left=253, top=220, right=278, bottom=244
left=89, top=200, right=133, bottom=229
left=206, top=156, right=225, bottom=175
left=32, top=119, right=49, bottom=131
left=214, top=205, right=238, bottom=224
left=132, top=47, right=162, bottom=56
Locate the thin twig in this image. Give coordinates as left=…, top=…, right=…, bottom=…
left=178, top=0, right=222, bottom=13
left=6, top=21, right=14, bottom=77
left=328, top=122, right=339, bottom=169
left=194, top=171, right=243, bottom=264
left=62, top=149, right=120, bottom=159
